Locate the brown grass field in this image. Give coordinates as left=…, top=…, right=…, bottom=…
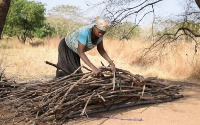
left=0, top=37, right=200, bottom=83
left=0, top=38, right=200, bottom=125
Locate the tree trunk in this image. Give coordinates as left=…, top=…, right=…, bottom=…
left=0, top=0, right=12, bottom=39
left=195, top=0, right=200, bottom=8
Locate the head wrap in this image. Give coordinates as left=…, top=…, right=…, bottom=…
left=95, top=16, right=110, bottom=31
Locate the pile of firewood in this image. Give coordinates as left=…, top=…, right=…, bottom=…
left=0, top=64, right=183, bottom=124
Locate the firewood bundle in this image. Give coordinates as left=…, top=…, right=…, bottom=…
left=0, top=66, right=183, bottom=124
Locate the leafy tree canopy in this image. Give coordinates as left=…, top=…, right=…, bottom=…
left=3, top=0, right=54, bottom=42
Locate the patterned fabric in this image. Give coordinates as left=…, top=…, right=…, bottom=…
left=95, top=16, right=110, bottom=31
left=56, top=38, right=82, bottom=78
left=65, top=24, right=103, bottom=53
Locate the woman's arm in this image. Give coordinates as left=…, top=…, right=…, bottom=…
left=77, top=41, right=101, bottom=75
left=97, top=41, right=115, bottom=72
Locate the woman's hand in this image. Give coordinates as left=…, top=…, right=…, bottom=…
left=97, top=41, right=116, bottom=73
left=93, top=67, right=102, bottom=77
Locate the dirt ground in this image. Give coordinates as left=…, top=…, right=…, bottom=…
left=1, top=45, right=200, bottom=125
left=65, top=82, right=200, bottom=125
left=63, top=56, right=200, bottom=125
left=64, top=55, right=200, bottom=125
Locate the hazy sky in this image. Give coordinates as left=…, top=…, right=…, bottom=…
left=33, top=0, right=100, bottom=13
left=33, top=0, right=184, bottom=15
left=33, top=0, right=185, bottom=26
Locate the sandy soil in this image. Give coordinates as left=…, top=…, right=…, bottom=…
left=63, top=56, right=200, bottom=125
left=65, top=83, right=200, bottom=125
left=1, top=53, right=200, bottom=125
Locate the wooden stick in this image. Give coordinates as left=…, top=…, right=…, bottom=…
left=81, top=92, right=96, bottom=116
left=0, top=66, right=184, bottom=124
left=45, top=61, right=70, bottom=74
left=55, top=73, right=92, bottom=110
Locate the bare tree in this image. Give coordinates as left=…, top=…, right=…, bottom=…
left=196, top=0, right=200, bottom=8
left=139, top=0, right=200, bottom=59
left=91, top=0, right=200, bottom=61
left=0, top=0, right=12, bottom=39
left=97, top=0, right=199, bottom=36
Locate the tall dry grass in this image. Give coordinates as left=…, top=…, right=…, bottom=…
left=85, top=38, right=200, bottom=82
left=0, top=38, right=59, bottom=82
left=0, top=37, right=200, bottom=83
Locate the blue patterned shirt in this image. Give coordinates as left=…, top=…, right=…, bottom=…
left=65, top=24, right=103, bottom=53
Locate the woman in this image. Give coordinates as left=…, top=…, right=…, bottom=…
left=56, top=16, right=115, bottom=78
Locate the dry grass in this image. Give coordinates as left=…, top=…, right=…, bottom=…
left=0, top=38, right=58, bottom=82
left=87, top=39, right=200, bottom=82
left=0, top=37, right=200, bottom=83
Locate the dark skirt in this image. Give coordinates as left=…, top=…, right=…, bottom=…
left=56, top=38, right=82, bottom=78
